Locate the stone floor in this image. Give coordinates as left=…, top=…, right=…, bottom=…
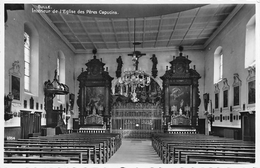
left=107, top=139, right=163, bottom=164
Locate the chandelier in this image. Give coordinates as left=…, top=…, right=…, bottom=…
left=118, top=69, right=151, bottom=102
left=114, top=18, right=151, bottom=102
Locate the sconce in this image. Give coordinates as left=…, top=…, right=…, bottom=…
left=5, top=92, right=14, bottom=121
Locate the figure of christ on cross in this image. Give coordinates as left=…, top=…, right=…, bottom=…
left=128, top=51, right=146, bottom=70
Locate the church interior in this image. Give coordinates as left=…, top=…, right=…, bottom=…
left=3, top=3, right=257, bottom=165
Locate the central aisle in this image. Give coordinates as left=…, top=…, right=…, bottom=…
left=107, top=139, right=163, bottom=164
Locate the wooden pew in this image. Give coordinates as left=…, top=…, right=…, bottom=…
left=4, top=156, right=70, bottom=163
left=168, top=146, right=255, bottom=164
left=151, top=133, right=255, bottom=164
left=5, top=133, right=121, bottom=163
left=4, top=142, right=101, bottom=163
left=185, top=154, right=255, bottom=164
left=177, top=150, right=255, bottom=163
left=4, top=151, right=90, bottom=163
left=9, top=139, right=110, bottom=163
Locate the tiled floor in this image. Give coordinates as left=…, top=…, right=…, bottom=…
left=107, top=139, right=162, bottom=164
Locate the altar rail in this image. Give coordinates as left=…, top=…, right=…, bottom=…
left=111, top=103, right=163, bottom=138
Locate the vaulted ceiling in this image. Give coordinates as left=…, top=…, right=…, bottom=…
left=35, top=4, right=243, bottom=54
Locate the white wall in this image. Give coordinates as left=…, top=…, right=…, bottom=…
left=5, top=4, right=75, bottom=128
left=203, top=4, right=255, bottom=128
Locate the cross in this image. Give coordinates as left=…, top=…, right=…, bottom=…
left=128, top=51, right=146, bottom=70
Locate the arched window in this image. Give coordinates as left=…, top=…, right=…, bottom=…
left=245, top=15, right=255, bottom=68
left=24, top=32, right=30, bottom=91
left=24, top=22, right=39, bottom=95
left=214, top=46, right=223, bottom=83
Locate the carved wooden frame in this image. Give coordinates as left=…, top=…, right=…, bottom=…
left=232, top=73, right=242, bottom=107
left=246, top=66, right=255, bottom=105
left=222, top=78, right=230, bottom=108
left=214, top=83, right=220, bottom=110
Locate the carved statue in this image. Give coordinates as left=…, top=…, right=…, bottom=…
left=116, top=56, right=123, bottom=71
left=150, top=54, right=158, bottom=70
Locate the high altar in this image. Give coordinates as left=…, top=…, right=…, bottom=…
left=76, top=47, right=200, bottom=135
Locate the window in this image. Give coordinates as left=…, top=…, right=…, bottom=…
left=219, top=53, right=223, bottom=80
left=24, top=32, right=30, bottom=92
left=57, top=57, right=61, bottom=102
left=24, top=22, right=39, bottom=96
left=245, top=15, right=255, bottom=68
left=214, top=46, right=223, bottom=83
left=56, top=51, right=66, bottom=103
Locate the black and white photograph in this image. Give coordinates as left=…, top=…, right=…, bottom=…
left=2, top=1, right=258, bottom=167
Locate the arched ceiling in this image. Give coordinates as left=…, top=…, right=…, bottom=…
left=34, top=4, right=243, bottom=54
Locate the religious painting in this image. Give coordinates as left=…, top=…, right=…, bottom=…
left=169, top=86, right=190, bottom=117
left=248, top=80, right=255, bottom=104
left=85, top=87, right=105, bottom=115
left=223, top=90, right=228, bottom=108
left=215, top=93, right=219, bottom=109
left=233, top=86, right=239, bottom=106
left=11, top=75, right=20, bottom=100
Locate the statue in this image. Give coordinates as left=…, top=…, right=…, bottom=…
left=150, top=54, right=158, bottom=70
left=116, top=56, right=123, bottom=78
left=150, top=54, right=158, bottom=78
left=116, top=56, right=123, bottom=71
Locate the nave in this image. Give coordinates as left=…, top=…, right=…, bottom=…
left=4, top=132, right=255, bottom=164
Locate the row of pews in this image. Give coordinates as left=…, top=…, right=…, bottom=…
left=4, top=132, right=122, bottom=164
left=151, top=133, right=255, bottom=164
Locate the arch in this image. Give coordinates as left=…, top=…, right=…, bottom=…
left=245, top=15, right=255, bottom=68
left=24, top=22, right=39, bottom=96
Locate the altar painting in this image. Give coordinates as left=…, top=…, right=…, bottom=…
left=169, top=86, right=190, bottom=117
left=85, top=87, right=105, bottom=115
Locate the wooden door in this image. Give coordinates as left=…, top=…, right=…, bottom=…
left=197, top=119, right=205, bottom=134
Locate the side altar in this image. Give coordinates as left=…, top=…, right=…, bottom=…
left=161, top=47, right=201, bottom=134
left=77, top=50, right=113, bottom=132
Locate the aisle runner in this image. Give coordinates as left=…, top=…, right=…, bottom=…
left=107, top=139, right=162, bottom=164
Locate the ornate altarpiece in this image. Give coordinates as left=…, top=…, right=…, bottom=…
left=160, top=50, right=201, bottom=132
left=77, top=55, right=113, bottom=131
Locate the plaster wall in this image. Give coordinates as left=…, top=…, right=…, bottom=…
left=4, top=4, right=75, bottom=130
left=203, top=4, right=255, bottom=128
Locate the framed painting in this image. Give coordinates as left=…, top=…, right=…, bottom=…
left=233, top=86, right=239, bottom=106
left=11, top=75, right=20, bottom=101
left=248, top=80, right=255, bottom=104
left=223, top=90, right=228, bottom=108
left=9, top=61, right=21, bottom=102
left=85, top=86, right=105, bottom=116
left=169, top=85, right=191, bottom=116
left=215, top=93, right=219, bottom=109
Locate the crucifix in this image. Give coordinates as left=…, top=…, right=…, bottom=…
left=127, top=18, right=146, bottom=70
left=128, top=50, right=146, bottom=70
